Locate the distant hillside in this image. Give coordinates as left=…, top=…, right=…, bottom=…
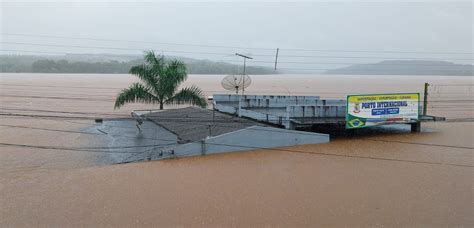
left=0, top=54, right=275, bottom=75
left=325, top=60, right=473, bottom=76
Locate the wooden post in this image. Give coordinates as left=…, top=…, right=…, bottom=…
left=423, top=82, right=429, bottom=116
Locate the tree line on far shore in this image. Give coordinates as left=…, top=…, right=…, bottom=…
left=0, top=55, right=275, bottom=74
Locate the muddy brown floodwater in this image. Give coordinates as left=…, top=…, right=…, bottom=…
left=1, top=73, right=473, bottom=226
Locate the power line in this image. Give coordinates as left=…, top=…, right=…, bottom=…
left=2, top=32, right=472, bottom=55
left=1, top=49, right=472, bottom=73
left=445, top=118, right=474, bottom=122
left=0, top=108, right=128, bottom=117
left=169, top=141, right=474, bottom=168
left=0, top=142, right=176, bottom=154
left=251, top=60, right=474, bottom=67
left=2, top=139, right=471, bottom=168
left=0, top=112, right=300, bottom=125
left=0, top=49, right=74, bottom=55
left=362, top=138, right=474, bottom=150
left=276, top=67, right=473, bottom=73
left=2, top=89, right=472, bottom=109
left=2, top=83, right=472, bottom=97
left=3, top=104, right=473, bottom=121
left=1, top=124, right=472, bottom=167
left=1, top=93, right=472, bottom=137
left=280, top=47, right=473, bottom=55
left=2, top=42, right=473, bottom=61
left=0, top=123, right=177, bottom=142
left=5, top=103, right=469, bottom=124
left=1, top=108, right=473, bottom=136
left=429, top=100, right=474, bottom=102
left=432, top=84, right=474, bottom=86
left=0, top=83, right=123, bottom=90
left=1, top=94, right=115, bottom=102
left=0, top=114, right=304, bottom=140
left=0, top=42, right=231, bottom=57
left=0, top=113, right=115, bottom=120
left=0, top=33, right=275, bottom=51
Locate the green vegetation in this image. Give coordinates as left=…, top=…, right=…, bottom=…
left=114, top=51, right=207, bottom=110
left=0, top=54, right=274, bottom=74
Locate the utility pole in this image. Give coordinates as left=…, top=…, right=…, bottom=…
left=274, top=48, right=279, bottom=70
left=423, top=82, right=429, bottom=116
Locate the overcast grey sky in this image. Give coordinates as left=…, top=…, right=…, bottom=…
left=1, top=0, right=472, bottom=68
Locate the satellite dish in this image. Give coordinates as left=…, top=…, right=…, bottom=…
left=221, top=74, right=251, bottom=94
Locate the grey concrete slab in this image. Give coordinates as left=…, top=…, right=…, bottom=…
left=82, top=108, right=330, bottom=163
left=84, top=119, right=178, bottom=164
left=151, top=126, right=330, bottom=160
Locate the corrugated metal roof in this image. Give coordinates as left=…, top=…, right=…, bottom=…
left=145, top=107, right=268, bottom=143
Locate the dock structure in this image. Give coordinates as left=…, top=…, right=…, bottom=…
left=213, top=94, right=444, bottom=132
left=213, top=94, right=346, bottom=129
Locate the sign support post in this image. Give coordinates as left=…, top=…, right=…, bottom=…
left=423, top=83, right=429, bottom=116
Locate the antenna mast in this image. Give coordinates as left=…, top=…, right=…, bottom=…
left=235, top=53, right=253, bottom=95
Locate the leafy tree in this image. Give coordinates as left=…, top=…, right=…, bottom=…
left=114, top=51, right=207, bottom=110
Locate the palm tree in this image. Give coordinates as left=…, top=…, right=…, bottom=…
left=114, top=51, right=207, bottom=110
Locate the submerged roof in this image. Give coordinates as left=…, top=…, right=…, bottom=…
left=145, top=107, right=267, bottom=143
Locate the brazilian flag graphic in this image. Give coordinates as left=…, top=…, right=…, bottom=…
left=346, top=114, right=366, bottom=129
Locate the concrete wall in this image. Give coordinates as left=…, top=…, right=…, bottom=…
left=215, top=103, right=237, bottom=114
left=213, top=94, right=348, bottom=129
left=215, top=103, right=288, bottom=126
left=151, top=126, right=329, bottom=160
left=215, top=103, right=346, bottom=128
left=213, top=94, right=325, bottom=108
left=239, top=108, right=286, bottom=125
left=214, top=94, right=321, bottom=102
left=287, top=105, right=346, bottom=118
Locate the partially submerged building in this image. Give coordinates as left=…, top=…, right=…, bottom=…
left=119, top=93, right=442, bottom=162
left=139, top=107, right=329, bottom=160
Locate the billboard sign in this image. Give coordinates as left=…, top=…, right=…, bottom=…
left=346, top=93, right=420, bottom=129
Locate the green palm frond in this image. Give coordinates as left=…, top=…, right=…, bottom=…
left=166, top=85, right=208, bottom=108
left=160, top=59, right=188, bottom=98
left=129, top=64, right=159, bottom=93
left=114, top=82, right=159, bottom=109
left=144, top=50, right=165, bottom=67
left=164, top=60, right=187, bottom=83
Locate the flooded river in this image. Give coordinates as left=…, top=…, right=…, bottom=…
left=1, top=73, right=473, bottom=226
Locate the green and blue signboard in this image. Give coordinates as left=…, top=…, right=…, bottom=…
left=346, top=93, right=420, bottom=129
